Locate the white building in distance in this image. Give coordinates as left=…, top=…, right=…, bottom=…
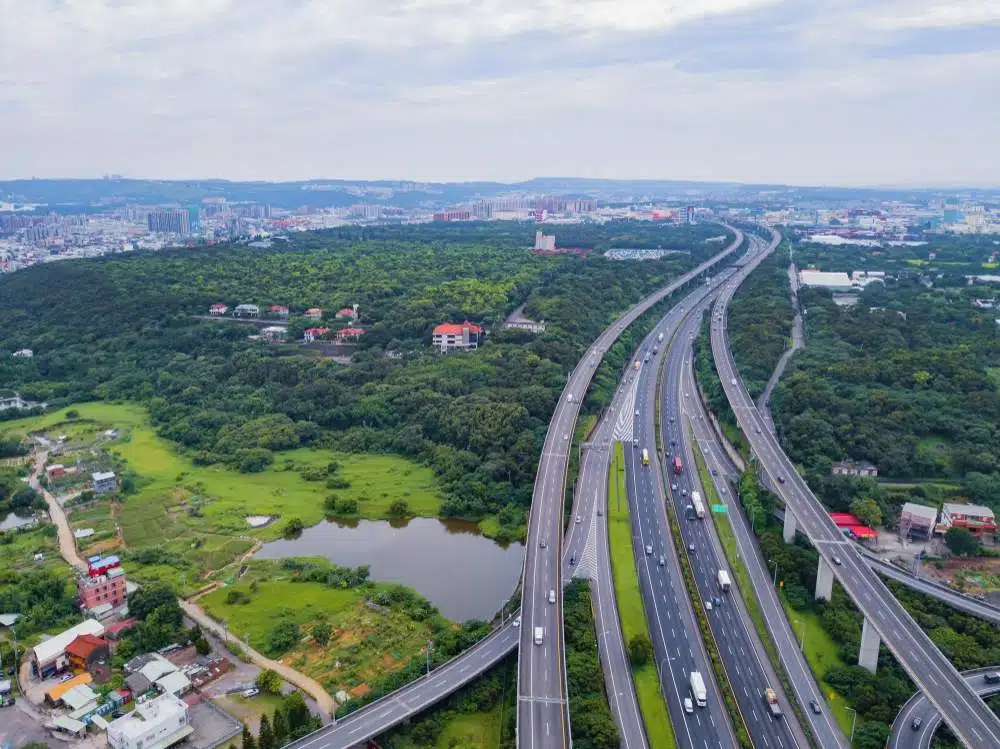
left=107, top=693, right=191, bottom=749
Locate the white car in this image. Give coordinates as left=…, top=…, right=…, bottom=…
left=645, top=544, right=653, bottom=555
left=242, top=688, right=259, bottom=699
left=575, top=515, right=582, bottom=524
left=513, top=616, right=521, bottom=628
left=684, top=697, right=694, bottom=714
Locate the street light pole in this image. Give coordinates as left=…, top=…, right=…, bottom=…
left=426, top=640, right=433, bottom=676
left=771, top=560, right=778, bottom=586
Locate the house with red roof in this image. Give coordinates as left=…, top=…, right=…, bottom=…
left=209, top=303, right=228, bottom=316
left=65, top=633, right=110, bottom=674
left=303, top=327, right=331, bottom=343
left=269, top=305, right=289, bottom=320
left=336, top=327, right=365, bottom=343
left=336, top=305, right=359, bottom=321
left=432, top=321, right=483, bottom=352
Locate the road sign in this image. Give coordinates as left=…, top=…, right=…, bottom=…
left=712, top=504, right=728, bottom=514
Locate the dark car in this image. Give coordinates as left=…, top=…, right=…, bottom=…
left=809, top=700, right=821, bottom=715
left=911, top=717, right=923, bottom=731
left=985, top=672, right=1000, bottom=684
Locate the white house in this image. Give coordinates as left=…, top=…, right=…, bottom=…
left=92, top=471, right=118, bottom=494
left=233, top=304, right=259, bottom=318
left=107, top=693, right=191, bottom=749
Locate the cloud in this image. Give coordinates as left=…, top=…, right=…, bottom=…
left=0, top=0, right=999, bottom=184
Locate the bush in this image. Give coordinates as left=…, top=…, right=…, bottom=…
left=255, top=668, right=283, bottom=695
left=265, top=621, right=300, bottom=656
left=628, top=634, right=652, bottom=667
left=283, top=517, right=305, bottom=538
left=389, top=499, right=409, bottom=517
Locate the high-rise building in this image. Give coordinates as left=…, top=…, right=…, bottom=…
left=147, top=210, right=191, bottom=234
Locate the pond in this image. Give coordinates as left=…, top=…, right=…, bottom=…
left=256, top=517, right=524, bottom=622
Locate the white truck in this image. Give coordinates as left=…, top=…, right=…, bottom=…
left=717, top=569, right=731, bottom=593
left=534, top=626, right=544, bottom=646
left=690, top=491, right=706, bottom=519
left=690, top=671, right=707, bottom=707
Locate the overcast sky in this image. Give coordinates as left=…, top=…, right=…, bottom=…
left=2, top=0, right=999, bottom=186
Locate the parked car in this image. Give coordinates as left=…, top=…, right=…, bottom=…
left=242, top=688, right=259, bottom=699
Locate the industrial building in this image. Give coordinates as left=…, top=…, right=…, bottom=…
left=31, top=619, right=105, bottom=677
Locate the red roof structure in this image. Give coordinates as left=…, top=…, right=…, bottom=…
left=304, top=327, right=331, bottom=337
left=65, top=634, right=108, bottom=660
left=336, top=327, right=365, bottom=340
left=829, top=512, right=861, bottom=528
left=105, top=618, right=137, bottom=638
left=433, top=320, right=482, bottom=336
left=848, top=525, right=878, bottom=540
left=337, top=308, right=357, bottom=317
left=270, top=305, right=288, bottom=312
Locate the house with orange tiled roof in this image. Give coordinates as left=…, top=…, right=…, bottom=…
left=432, top=321, right=483, bottom=352
left=65, top=633, right=109, bottom=674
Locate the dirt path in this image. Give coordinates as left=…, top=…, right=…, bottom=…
left=30, top=450, right=87, bottom=571
left=180, top=598, right=336, bottom=718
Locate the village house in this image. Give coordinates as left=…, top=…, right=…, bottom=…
left=432, top=321, right=483, bottom=352
left=261, top=326, right=287, bottom=343
left=30, top=619, right=105, bottom=678
left=335, top=305, right=359, bottom=321
left=303, top=327, right=331, bottom=343
left=305, top=307, right=324, bottom=320
left=269, top=305, right=290, bottom=319
left=831, top=459, right=878, bottom=478
left=336, top=327, right=364, bottom=343
left=107, top=692, right=192, bottom=749
left=900, top=502, right=938, bottom=540
left=47, top=464, right=66, bottom=479
left=65, top=633, right=110, bottom=674
left=79, top=566, right=128, bottom=613
left=208, top=303, right=228, bottom=316
left=92, top=471, right=118, bottom=493
left=233, top=303, right=259, bottom=318
left=12, top=348, right=34, bottom=358
left=941, top=502, right=997, bottom=538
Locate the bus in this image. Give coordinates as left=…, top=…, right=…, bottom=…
left=641, top=448, right=650, bottom=466
left=691, top=491, right=706, bottom=519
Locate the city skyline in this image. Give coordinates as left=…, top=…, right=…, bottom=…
left=2, top=1, right=1000, bottom=185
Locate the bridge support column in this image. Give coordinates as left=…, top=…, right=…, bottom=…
left=783, top=510, right=797, bottom=543
left=858, top=617, right=881, bottom=673
left=815, top=556, right=834, bottom=602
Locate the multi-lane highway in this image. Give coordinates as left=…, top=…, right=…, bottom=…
left=711, top=226, right=1000, bottom=749
left=517, top=225, right=746, bottom=749
left=659, top=283, right=805, bottom=749
left=682, top=359, right=849, bottom=749
left=890, top=668, right=1000, bottom=749
left=623, top=282, right=739, bottom=749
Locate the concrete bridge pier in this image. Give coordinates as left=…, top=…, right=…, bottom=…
left=783, top=509, right=797, bottom=543
left=815, top=556, right=834, bottom=601
left=859, top=617, right=881, bottom=673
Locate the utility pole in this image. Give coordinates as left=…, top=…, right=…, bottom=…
left=426, top=640, right=433, bottom=676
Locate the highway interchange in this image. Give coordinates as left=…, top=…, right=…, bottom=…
left=890, top=668, right=1000, bottom=749
left=711, top=227, right=1000, bottom=749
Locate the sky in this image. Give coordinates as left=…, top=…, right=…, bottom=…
left=1, top=0, right=999, bottom=186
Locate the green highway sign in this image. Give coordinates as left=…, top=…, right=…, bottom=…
left=712, top=504, right=728, bottom=514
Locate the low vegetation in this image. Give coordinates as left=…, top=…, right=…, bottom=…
left=607, top=441, right=677, bottom=749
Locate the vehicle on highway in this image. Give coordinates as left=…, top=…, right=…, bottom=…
left=644, top=353, right=650, bottom=362
left=645, top=544, right=653, bottom=555
left=691, top=491, right=706, bottom=518
left=672, top=456, right=683, bottom=475
left=684, top=392, right=689, bottom=398
left=688, top=543, right=695, bottom=553
left=730, top=377, right=737, bottom=386
left=657, top=332, right=664, bottom=343
left=671, top=483, right=678, bottom=491
left=683, top=697, right=694, bottom=714
left=548, top=589, right=556, bottom=604
left=567, top=393, right=574, bottom=402
left=633, top=437, right=638, bottom=446
left=597, top=508, right=603, bottom=516
left=534, top=626, right=544, bottom=645
left=764, top=687, right=783, bottom=718
left=563, top=433, right=568, bottom=440
left=540, top=539, right=547, bottom=549
left=658, top=555, right=665, bottom=566
left=635, top=409, right=640, bottom=416
left=985, top=672, right=1000, bottom=684
left=569, top=554, right=575, bottom=565
left=634, top=360, right=641, bottom=370
left=705, top=600, right=713, bottom=611
left=690, top=671, right=707, bottom=707
left=681, top=488, right=688, bottom=496
left=711, top=596, right=722, bottom=607
left=513, top=616, right=520, bottom=628
left=832, top=555, right=843, bottom=566
left=777, top=475, right=785, bottom=483
left=717, top=569, right=731, bottom=592
left=575, top=515, right=581, bottom=524
left=755, top=426, right=761, bottom=434
left=809, top=700, right=821, bottom=715
left=652, top=346, right=658, bottom=354
left=911, top=717, right=923, bottom=731
left=642, top=448, right=650, bottom=466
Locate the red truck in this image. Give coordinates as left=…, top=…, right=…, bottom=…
left=673, top=456, right=683, bottom=475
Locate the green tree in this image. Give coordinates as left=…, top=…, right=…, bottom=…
left=271, top=708, right=289, bottom=747
left=627, top=634, right=652, bottom=667
left=195, top=637, right=211, bottom=656
left=945, top=527, right=980, bottom=556
left=255, top=668, right=283, bottom=695
left=241, top=725, right=256, bottom=749
left=850, top=497, right=882, bottom=528
left=312, top=622, right=332, bottom=646
left=388, top=499, right=409, bottom=517
left=129, top=583, right=179, bottom=622
left=283, top=517, right=304, bottom=538
left=258, top=714, right=274, bottom=749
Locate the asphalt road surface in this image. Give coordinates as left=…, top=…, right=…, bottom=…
left=660, top=289, right=805, bottom=749
left=890, top=668, right=1000, bottom=749
left=516, top=225, right=746, bottom=749
left=711, top=226, right=1000, bottom=749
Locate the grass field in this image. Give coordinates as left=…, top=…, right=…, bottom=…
left=4, top=402, right=446, bottom=591
left=434, top=710, right=502, bottom=748
left=201, top=560, right=441, bottom=698
left=607, top=441, right=677, bottom=749
left=777, top=597, right=853, bottom=736
left=0, top=523, right=65, bottom=574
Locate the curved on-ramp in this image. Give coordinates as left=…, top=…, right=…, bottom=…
left=890, top=668, right=1000, bottom=749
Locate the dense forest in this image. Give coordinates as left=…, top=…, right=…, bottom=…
left=726, top=245, right=794, bottom=399
left=0, top=223, right=724, bottom=537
